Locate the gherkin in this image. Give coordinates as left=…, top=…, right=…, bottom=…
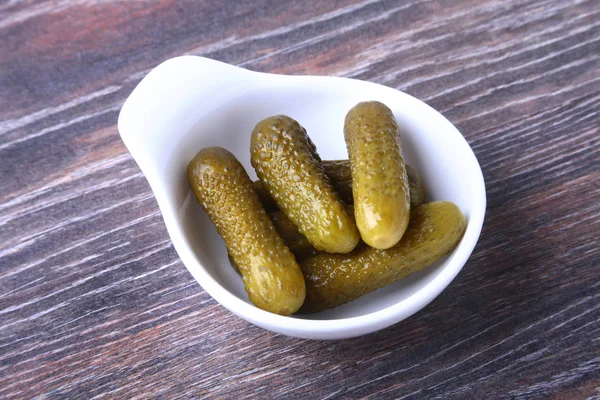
left=345, top=101, right=411, bottom=249
left=320, top=160, right=425, bottom=209
left=187, top=147, right=305, bottom=315
left=251, top=115, right=360, bottom=254
left=227, top=210, right=322, bottom=276
left=253, top=160, right=426, bottom=211
left=300, top=201, right=466, bottom=313
left=318, top=160, right=357, bottom=206
left=405, top=163, right=425, bottom=209
left=268, top=210, right=319, bottom=258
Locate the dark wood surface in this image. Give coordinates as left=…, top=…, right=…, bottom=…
left=1, top=0, right=599, bottom=398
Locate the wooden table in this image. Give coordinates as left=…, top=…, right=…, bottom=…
left=2, top=1, right=599, bottom=398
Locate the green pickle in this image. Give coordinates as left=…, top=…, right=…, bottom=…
left=253, top=180, right=278, bottom=211
left=321, top=160, right=425, bottom=209
left=269, top=210, right=318, bottom=258
left=345, top=101, right=411, bottom=249
left=227, top=253, right=241, bottom=275
left=300, top=201, right=466, bottom=313
left=319, top=160, right=355, bottom=206
left=254, top=160, right=426, bottom=211
left=228, top=210, right=321, bottom=276
left=251, top=115, right=360, bottom=254
left=187, top=147, right=305, bottom=315
left=405, top=164, right=425, bottom=209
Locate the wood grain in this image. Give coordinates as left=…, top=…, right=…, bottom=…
left=1, top=0, right=599, bottom=398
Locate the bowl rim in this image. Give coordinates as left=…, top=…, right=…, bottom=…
left=118, top=56, right=486, bottom=339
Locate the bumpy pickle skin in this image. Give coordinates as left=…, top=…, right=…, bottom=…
left=228, top=209, right=320, bottom=276
left=254, top=160, right=426, bottom=211
left=322, top=160, right=425, bottom=209
left=228, top=210, right=319, bottom=275
left=187, top=147, right=305, bottom=315
left=300, top=201, right=466, bottom=313
left=268, top=210, right=318, bottom=258
left=319, top=160, right=354, bottom=206
left=250, top=115, right=360, bottom=254
left=344, top=101, right=411, bottom=249
left=229, top=245, right=318, bottom=276
left=253, top=180, right=278, bottom=211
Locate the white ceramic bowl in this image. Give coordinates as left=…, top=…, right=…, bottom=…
left=118, top=56, right=486, bottom=340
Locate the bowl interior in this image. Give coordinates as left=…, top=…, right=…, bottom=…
left=159, top=78, right=480, bottom=320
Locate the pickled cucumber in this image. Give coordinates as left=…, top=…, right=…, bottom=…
left=229, top=243, right=318, bottom=276
left=345, top=101, right=411, bottom=249
left=319, top=160, right=355, bottom=206
left=228, top=209, right=321, bottom=276
left=228, top=253, right=241, bottom=275
left=253, top=160, right=426, bottom=211
left=251, top=115, right=360, bottom=254
left=187, top=147, right=305, bottom=315
left=253, top=180, right=278, bottom=211
left=228, top=210, right=318, bottom=275
left=269, top=210, right=318, bottom=257
left=300, top=201, right=466, bottom=313
left=323, top=160, right=425, bottom=209
left=405, top=164, right=425, bottom=208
